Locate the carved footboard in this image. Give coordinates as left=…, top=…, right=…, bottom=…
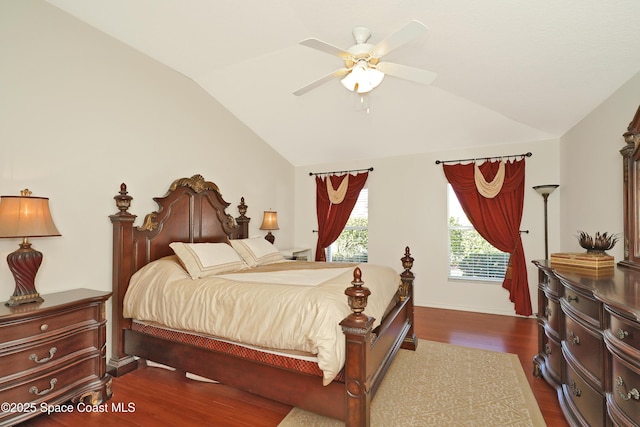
left=341, top=247, right=416, bottom=427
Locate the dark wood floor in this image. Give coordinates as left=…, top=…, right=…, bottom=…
left=21, top=307, right=567, bottom=426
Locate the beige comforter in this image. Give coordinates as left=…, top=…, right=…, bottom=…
left=123, top=256, right=401, bottom=384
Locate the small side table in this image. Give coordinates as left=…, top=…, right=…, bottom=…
left=0, top=288, right=112, bottom=426
left=280, top=248, right=311, bottom=261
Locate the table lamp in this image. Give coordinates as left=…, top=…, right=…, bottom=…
left=0, top=189, right=61, bottom=306
left=259, top=211, right=279, bottom=244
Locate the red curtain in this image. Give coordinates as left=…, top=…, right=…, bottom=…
left=315, top=172, right=369, bottom=261
left=443, top=159, right=531, bottom=316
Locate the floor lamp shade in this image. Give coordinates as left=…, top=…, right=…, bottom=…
left=0, top=193, right=61, bottom=306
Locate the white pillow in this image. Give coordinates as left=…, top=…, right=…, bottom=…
left=169, top=242, right=246, bottom=279
left=230, top=237, right=285, bottom=267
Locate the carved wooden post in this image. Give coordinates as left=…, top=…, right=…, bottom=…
left=236, top=197, right=250, bottom=239
left=107, top=183, right=138, bottom=376
left=340, top=267, right=374, bottom=427
left=400, top=246, right=418, bottom=350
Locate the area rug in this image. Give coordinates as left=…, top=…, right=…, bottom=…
left=278, top=340, right=546, bottom=426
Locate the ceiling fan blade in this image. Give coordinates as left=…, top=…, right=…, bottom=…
left=371, top=20, right=428, bottom=58
left=376, top=62, right=437, bottom=85
left=293, top=68, right=350, bottom=96
left=299, top=38, right=351, bottom=59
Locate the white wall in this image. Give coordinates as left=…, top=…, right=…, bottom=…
left=0, top=1, right=294, bottom=353
left=295, top=138, right=561, bottom=316
left=559, top=72, right=640, bottom=258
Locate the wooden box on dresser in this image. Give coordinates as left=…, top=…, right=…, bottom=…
left=533, top=261, right=640, bottom=427
left=0, top=289, right=112, bottom=426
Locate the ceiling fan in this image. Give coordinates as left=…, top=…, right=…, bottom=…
left=293, top=20, right=437, bottom=96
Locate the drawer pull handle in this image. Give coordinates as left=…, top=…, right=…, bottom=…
left=567, top=295, right=579, bottom=303
left=569, top=379, right=582, bottom=397
left=544, top=307, right=552, bottom=318
left=29, top=378, right=57, bottom=396
left=29, top=347, right=57, bottom=364
left=40, top=324, right=49, bottom=331
left=544, top=344, right=551, bottom=355
left=616, top=376, right=640, bottom=401
left=616, top=377, right=640, bottom=400
left=616, top=329, right=629, bottom=340
left=568, top=330, right=580, bottom=345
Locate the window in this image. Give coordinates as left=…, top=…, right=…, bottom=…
left=448, top=185, right=508, bottom=281
left=326, top=188, right=368, bottom=262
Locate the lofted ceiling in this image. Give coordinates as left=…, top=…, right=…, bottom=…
left=47, top=0, right=640, bottom=166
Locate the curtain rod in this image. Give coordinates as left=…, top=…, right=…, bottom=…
left=309, top=167, right=374, bottom=176
left=434, top=152, right=532, bottom=165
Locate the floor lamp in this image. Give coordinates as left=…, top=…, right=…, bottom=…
left=533, top=185, right=559, bottom=260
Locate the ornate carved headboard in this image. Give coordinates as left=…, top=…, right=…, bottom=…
left=111, top=175, right=249, bottom=270
left=108, top=174, right=249, bottom=374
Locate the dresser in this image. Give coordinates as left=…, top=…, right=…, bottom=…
left=533, top=261, right=640, bottom=426
left=0, top=289, right=112, bottom=426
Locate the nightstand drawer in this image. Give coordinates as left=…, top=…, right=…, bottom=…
left=0, top=305, right=98, bottom=345
left=0, top=354, right=101, bottom=415
left=0, top=328, right=99, bottom=381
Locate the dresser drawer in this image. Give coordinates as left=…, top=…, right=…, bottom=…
left=609, top=351, right=640, bottom=425
left=543, top=297, right=561, bottom=337
left=564, top=358, right=606, bottom=427
left=0, top=354, right=101, bottom=418
left=542, top=332, right=562, bottom=384
left=0, top=328, right=99, bottom=381
left=564, top=314, right=604, bottom=387
left=0, top=305, right=99, bottom=345
left=608, top=309, right=640, bottom=352
left=539, top=269, right=561, bottom=295
left=563, top=285, right=601, bottom=327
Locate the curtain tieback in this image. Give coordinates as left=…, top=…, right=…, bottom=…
left=327, top=175, right=349, bottom=204
left=474, top=161, right=505, bottom=198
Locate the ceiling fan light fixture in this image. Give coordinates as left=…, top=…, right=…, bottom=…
left=340, top=60, right=385, bottom=93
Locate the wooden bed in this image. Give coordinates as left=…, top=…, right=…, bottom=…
left=107, top=174, right=417, bottom=427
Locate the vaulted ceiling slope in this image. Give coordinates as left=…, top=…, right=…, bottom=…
left=47, top=0, right=640, bottom=166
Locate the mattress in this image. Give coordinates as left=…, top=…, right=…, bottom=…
left=123, top=256, right=400, bottom=385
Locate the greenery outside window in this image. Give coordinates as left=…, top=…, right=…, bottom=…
left=448, top=185, right=508, bottom=281
left=327, top=188, right=368, bottom=263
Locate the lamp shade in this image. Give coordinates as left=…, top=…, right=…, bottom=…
left=533, top=185, right=559, bottom=196
left=340, top=60, right=385, bottom=94
left=0, top=196, right=61, bottom=238
left=259, top=211, right=279, bottom=231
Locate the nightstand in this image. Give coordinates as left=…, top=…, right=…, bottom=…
left=0, top=289, right=112, bottom=426
left=280, top=248, right=311, bottom=261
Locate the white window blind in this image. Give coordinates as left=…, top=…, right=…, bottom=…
left=327, top=188, right=368, bottom=263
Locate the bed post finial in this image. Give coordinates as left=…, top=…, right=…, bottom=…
left=236, top=197, right=250, bottom=239
left=113, top=183, right=133, bottom=215
left=345, top=267, right=371, bottom=315
left=399, top=246, right=414, bottom=301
